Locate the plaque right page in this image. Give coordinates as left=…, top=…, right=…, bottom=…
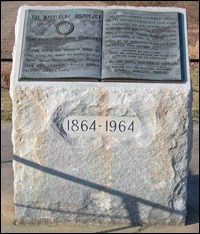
left=101, top=9, right=182, bottom=81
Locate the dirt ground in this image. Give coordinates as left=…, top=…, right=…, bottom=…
left=1, top=1, right=199, bottom=59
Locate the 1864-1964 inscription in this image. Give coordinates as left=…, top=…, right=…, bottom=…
left=62, top=116, right=140, bottom=137
left=19, top=8, right=185, bottom=81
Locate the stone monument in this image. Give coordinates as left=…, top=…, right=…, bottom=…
left=10, top=5, right=192, bottom=225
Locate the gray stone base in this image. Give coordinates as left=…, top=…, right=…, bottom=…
left=11, top=85, right=192, bottom=225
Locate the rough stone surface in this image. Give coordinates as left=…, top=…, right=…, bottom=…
left=10, top=85, right=192, bottom=225
left=10, top=5, right=192, bottom=225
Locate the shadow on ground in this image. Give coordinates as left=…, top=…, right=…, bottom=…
left=186, top=173, right=199, bottom=225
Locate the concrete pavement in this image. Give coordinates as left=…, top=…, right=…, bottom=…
left=1, top=122, right=199, bottom=233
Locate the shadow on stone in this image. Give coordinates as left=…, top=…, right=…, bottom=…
left=14, top=155, right=187, bottom=225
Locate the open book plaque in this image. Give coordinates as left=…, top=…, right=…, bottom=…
left=19, top=8, right=186, bottom=81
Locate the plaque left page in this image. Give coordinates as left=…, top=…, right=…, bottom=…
left=19, top=9, right=103, bottom=80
